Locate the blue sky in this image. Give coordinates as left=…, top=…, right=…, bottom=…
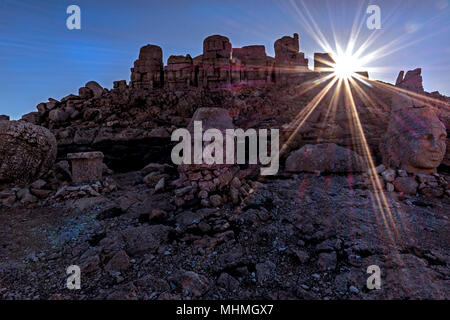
left=1, top=0, right=449, bottom=119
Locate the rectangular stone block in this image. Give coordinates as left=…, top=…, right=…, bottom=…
left=67, top=151, right=104, bottom=184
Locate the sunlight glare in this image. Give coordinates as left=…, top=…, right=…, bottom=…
left=332, top=53, right=362, bottom=79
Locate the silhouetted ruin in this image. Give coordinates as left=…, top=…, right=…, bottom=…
left=130, top=33, right=349, bottom=90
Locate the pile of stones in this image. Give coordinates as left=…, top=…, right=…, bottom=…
left=364, top=164, right=449, bottom=197
left=53, top=177, right=118, bottom=200
left=173, top=164, right=253, bottom=208
left=141, top=163, right=174, bottom=193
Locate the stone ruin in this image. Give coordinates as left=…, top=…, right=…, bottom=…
left=67, top=151, right=105, bottom=184
left=392, top=68, right=425, bottom=110
left=130, top=44, right=164, bottom=89
left=314, top=53, right=335, bottom=72
left=172, top=107, right=254, bottom=207
left=395, top=68, right=424, bottom=93
left=165, top=55, right=195, bottom=89
left=274, top=33, right=309, bottom=82
left=129, top=33, right=338, bottom=90
left=2, top=32, right=448, bottom=210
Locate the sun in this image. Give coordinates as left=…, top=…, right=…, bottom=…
left=332, top=53, right=362, bottom=79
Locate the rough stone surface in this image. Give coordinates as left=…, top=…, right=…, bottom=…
left=274, top=33, right=309, bottom=82
left=0, top=121, right=57, bottom=185
left=165, top=55, right=195, bottom=89
left=85, top=81, right=103, bottom=98
left=381, top=107, right=446, bottom=174
left=396, top=68, right=424, bottom=93
left=394, top=177, right=418, bottom=195
left=130, top=44, right=164, bottom=89
left=285, top=143, right=366, bottom=173
left=187, top=107, right=234, bottom=133
left=67, top=152, right=104, bottom=184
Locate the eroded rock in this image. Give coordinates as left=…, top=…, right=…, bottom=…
left=0, top=121, right=57, bottom=185
left=285, top=143, right=366, bottom=173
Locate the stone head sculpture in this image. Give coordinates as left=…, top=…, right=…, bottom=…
left=381, top=107, right=447, bottom=174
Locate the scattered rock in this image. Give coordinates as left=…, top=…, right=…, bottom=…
left=169, top=271, right=210, bottom=298
left=394, top=177, right=418, bottom=195
left=104, top=250, right=130, bottom=272
left=317, top=252, right=337, bottom=271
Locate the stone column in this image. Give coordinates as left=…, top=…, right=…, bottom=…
left=274, top=33, right=309, bottom=83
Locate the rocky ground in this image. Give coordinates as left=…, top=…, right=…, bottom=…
left=1, top=167, right=449, bottom=300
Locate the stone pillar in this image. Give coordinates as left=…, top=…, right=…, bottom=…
left=274, top=33, right=309, bottom=83
left=200, top=35, right=233, bottom=89
left=130, top=44, right=164, bottom=89
left=232, top=45, right=272, bottom=87
left=165, top=55, right=194, bottom=89
left=67, top=151, right=104, bottom=184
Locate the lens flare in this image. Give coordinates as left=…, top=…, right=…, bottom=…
left=332, top=53, right=363, bottom=79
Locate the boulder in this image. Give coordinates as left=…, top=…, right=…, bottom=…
left=285, top=143, right=366, bottom=173
left=78, top=87, right=93, bottom=99
left=104, top=250, right=130, bottom=272
left=49, top=109, right=69, bottom=123
left=85, top=81, right=104, bottom=98
left=0, top=121, right=57, bottom=185
left=187, top=107, right=233, bottom=133
left=169, top=270, right=210, bottom=298
left=36, top=103, right=47, bottom=115
left=394, top=177, right=418, bottom=195
left=46, top=99, right=59, bottom=110
left=381, top=169, right=396, bottom=182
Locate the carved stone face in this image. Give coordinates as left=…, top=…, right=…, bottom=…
left=382, top=107, right=447, bottom=174
left=406, top=124, right=447, bottom=172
